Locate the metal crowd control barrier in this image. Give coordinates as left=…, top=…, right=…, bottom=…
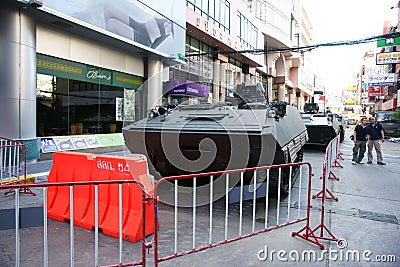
left=313, top=135, right=342, bottom=201
left=0, top=180, right=151, bottom=267
left=293, top=135, right=343, bottom=249
left=0, top=137, right=35, bottom=196
left=152, top=162, right=313, bottom=266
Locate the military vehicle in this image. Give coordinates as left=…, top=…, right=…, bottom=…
left=123, top=83, right=308, bottom=197
left=301, top=103, right=340, bottom=145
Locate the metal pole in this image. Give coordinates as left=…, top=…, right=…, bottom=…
left=209, top=176, right=213, bottom=244
left=119, top=184, right=123, bottom=263
left=239, top=172, right=243, bottom=236
left=69, top=186, right=74, bottom=267
left=287, top=166, right=293, bottom=222
left=174, top=180, right=178, bottom=254
left=224, top=174, right=229, bottom=241
left=192, top=177, right=196, bottom=249
left=277, top=168, right=281, bottom=225
left=43, top=188, right=48, bottom=267
left=265, top=169, right=270, bottom=229
left=95, top=185, right=99, bottom=267
left=297, top=166, right=303, bottom=219
left=15, top=188, right=20, bottom=267
left=252, top=170, right=257, bottom=233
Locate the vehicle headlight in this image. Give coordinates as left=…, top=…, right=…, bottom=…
left=268, top=109, right=277, bottom=118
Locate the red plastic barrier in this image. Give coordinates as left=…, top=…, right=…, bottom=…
left=46, top=152, right=154, bottom=242
left=94, top=155, right=154, bottom=241
left=72, top=154, right=96, bottom=230
left=47, top=152, right=94, bottom=221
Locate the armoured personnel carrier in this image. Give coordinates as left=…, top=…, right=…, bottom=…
left=123, top=83, right=308, bottom=197
left=301, top=103, right=340, bottom=145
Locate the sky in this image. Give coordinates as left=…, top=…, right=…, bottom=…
left=303, top=0, right=398, bottom=95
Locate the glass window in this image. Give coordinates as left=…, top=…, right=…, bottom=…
left=209, top=0, right=214, bottom=18
left=36, top=73, right=126, bottom=137
left=237, top=12, right=257, bottom=49
left=202, top=0, right=208, bottom=14
left=187, top=0, right=230, bottom=32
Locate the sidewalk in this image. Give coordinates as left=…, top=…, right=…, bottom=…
left=1, top=134, right=399, bottom=266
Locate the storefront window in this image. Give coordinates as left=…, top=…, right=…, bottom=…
left=36, top=54, right=142, bottom=137
left=37, top=74, right=124, bottom=136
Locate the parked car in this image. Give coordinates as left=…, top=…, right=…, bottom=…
left=376, top=111, right=400, bottom=137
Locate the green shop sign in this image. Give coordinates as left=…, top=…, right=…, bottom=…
left=377, top=37, right=400, bottom=47
left=36, top=54, right=143, bottom=89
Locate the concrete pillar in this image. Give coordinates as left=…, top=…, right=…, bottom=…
left=0, top=3, right=36, bottom=140
left=146, top=58, right=163, bottom=109
left=213, top=60, right=220, bottom=103
left=220, top=62, right=227, bottom=102
left=267, top=77, right=273, bottom=102
left=278, top=84, right=285, bottom=101
left=290, top=91, right=296, bottom=106
left=244, top=74, right=251, bottom=85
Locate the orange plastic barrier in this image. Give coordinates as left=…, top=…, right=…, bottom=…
left=46, top=152, right=154, bottom=242
left=73, top=154, right=96, bottom=230
left=94, top=155, right=154, bottom=241
left=47, top=152, right=94, bottom=222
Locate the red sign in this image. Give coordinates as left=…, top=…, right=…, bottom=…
left=368, top=86, right=383, bottom=97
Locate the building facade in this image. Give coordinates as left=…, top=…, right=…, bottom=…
left=1, top=0, right=186, bottom=157
left=1, top=0, right=317, bottom=158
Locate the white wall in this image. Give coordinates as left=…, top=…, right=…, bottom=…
left=36, top=24, right=144, bottom=76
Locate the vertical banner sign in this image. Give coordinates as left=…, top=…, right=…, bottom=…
left=116, top=97, right=123, bottom=121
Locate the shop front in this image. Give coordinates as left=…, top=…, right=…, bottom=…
left=36, top=54, right=143, bottom=153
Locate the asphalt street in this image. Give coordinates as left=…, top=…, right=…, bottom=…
left=0, top=129, right=399, bottom=266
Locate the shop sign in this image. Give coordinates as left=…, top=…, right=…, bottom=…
left=37, top=54, right=143, bottom=89
left=368, top=86, right=384, bottom=97
left=377, top=37, right=400, bottom=47
left=97, top=133, right=124, bottom=147
left=367, top=74, right=397, bottom=86
left=167, top=80, right=210, bottom=97
left=376, top=52, right=400, bottom=65
left=40, top=134, right=117, bottom=153
left=86, top=68, right=112, bottom=85
left=40, top=138, right=59, bottom=153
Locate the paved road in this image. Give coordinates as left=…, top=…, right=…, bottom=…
left=1, top=131, right=399, bottom=266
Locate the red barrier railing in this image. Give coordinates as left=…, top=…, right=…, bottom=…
left=0, top=179, right=151, bottom=267
left=293, top=135, right=344, bottom=248
left=0, top=137, right=35, bottom=196
left=152, top=162, right=314, bottom=265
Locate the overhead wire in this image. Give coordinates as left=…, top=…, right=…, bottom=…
left=185, top=32, right=400, bottom=57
